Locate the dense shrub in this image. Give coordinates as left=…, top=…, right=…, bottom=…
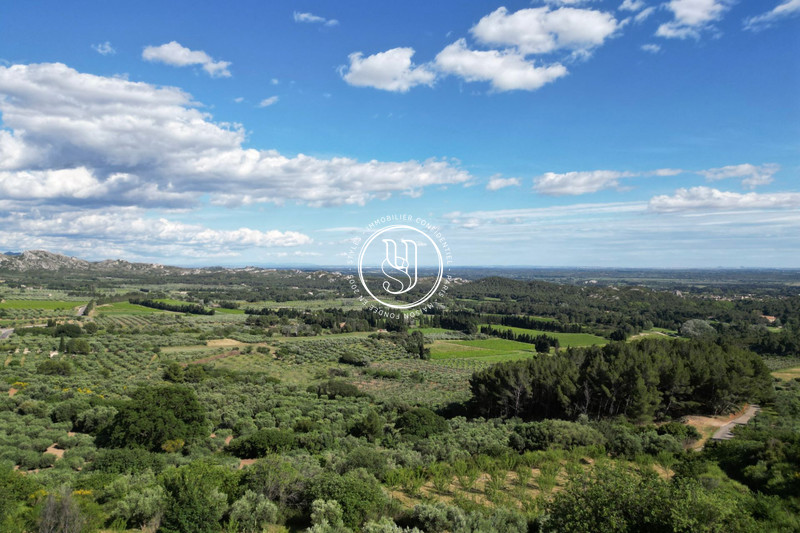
left=91, top=448, right=166, bottom=474
left=396, top=408, right=449, bottom=439
left=510, top=419, right=606, bottom=451
left=97, top=385, right=208, bottom=452
left=311, top=380, right=363, bottom=399
left=340, top=352, right=371, bottom=366
left=226, top=428, right=296, bottom=459
left=37, top=359, right=73, bottom=376
left=308, top=469, right=387, bottom=528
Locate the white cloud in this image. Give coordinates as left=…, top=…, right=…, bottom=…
left=619, top=0, right=646, bottom=11
left=340, top=48, right=435, bottom=92
left=698, top=163, right=780, bottom=189
left=641, top=43, right=661, bottom=53
left=744, top=0, right=800, bottom=31
left=0, top=63, right=470, bottom=210
left=0, top=208, right=312, bottom=262
left=656, top=0, right=731, bottom=39
left=649, top=187, right=800, bottom=212
left=258, top=96, right=279, bottom=107
left=545, top=0, right=597, bottom=5
left=91, top=41, right=115, bottom=56
left=293, top=11, right=339, bottom=26
left=534, top=170, right=636, bottom=195
left=470, top=6, right=620, bottom=55
left=233, top=96, right=244, bottom=103
left=634, top=7, right=656, bottom=23
left=435, top=39, right=568, bottom=92
left=486, top=176, right=521, bottom=191
left=142, top=41, right=231, bottom=78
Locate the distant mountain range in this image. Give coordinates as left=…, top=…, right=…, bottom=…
left=0, top=250, right=207, bottom=274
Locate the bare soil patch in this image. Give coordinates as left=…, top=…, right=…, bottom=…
left=207, top=338, right=245, bottom=347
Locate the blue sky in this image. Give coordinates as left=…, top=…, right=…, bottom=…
left=0, top=0, right=798, bottom=267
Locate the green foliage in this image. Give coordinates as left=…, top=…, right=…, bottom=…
left=226, top=428, right=296, bottom=459
left=228, top=490, right=278, bottom=532
left=545, top=464, right=761, bottom=533
left=350, top=409, right=384, bottom=442
left=36, top=359, right=73, bottom=376
left=308, top=469, right=387, bottom=529
left=91, top=447, right=165, bottom=474
left=159, top=461, right=231, bottom=533
left=470, top=339, right=774, bottom=422
left=511, top=419, right=605, bottom=451
left=705, top=382, right=800, bottom=498
left=340, top=352, right=371, bottom=366
left=97, top=385, right=208, bottom=452
left=65, top=338, right=91, bottom=354
left=396, top=407, right=449, bottom=439
left=162, top=362, right=185, bottom=383
left=311, top=379, right=364, bottom=399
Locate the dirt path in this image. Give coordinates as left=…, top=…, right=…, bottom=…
left=711, top=405, right=760, bottom=441
left=0, top=328, right=13, bottom=340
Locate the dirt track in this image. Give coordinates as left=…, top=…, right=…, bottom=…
left=711, top=405, right=760, bottom=441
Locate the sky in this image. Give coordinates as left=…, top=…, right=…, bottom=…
left=0, top=0, right=798, bottom=268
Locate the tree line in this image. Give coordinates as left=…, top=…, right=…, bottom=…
left=469, top=338, right=774, bottom=422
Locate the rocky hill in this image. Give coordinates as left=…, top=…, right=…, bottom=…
left=0, top=250, right=187, bottom=273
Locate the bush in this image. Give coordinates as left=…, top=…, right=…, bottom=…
left=340, top=353, right=371, bottom=366
left=396, top=408, right=449, bottom=439
left=226, top=428, right=295, bottom=459
left=97, top=385, right=208, bottom=452
left=66, top=338, right=91, bottom=354
left=92, top=448, right=166, bottom=474
left=37, top=359, right=73, bottom=376
left=658, top=421, right=700, bottom=444
left=340, top=447, right=388, bottom=480
left=308, top=469, right=387, bottom=528
left=510, top=420, right=605, bottom=451
left=229, top=490, right=278, bottom=532
left=160, top=461, right=231, bottom=533
left=311, top=380, right=363, bottom=399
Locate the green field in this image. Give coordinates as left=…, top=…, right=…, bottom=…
left=0, top=299, right=85, bottom=310
left=480, top=324, right=607, bottom=347
left=430, top=338, right=538, bottom=363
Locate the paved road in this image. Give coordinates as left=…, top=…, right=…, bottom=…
left=711, top=405, right=760, bottom=441
left=0, top=328, right=13, bottom=340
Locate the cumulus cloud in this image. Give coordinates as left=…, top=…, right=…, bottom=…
left=0, top=63, right=470, bottom=210
left=435, top=39, right=568, bottom=92
left=641, top=43, right=661, bottom=53
left=744, top=0, right=800, bottom=31
left=258, top=96, right=279, bottom=107
left=699, top=163, right=780, bottom=189
left=534, top=170, right=636, bottom=195
left=656, top=0, right=732, bottom=39
left=486, top=176, right=521, bottom=191
left=340, top=48, right=435, bottom=92
left=293, top=11, right=339, bottom=26
left=649, top=187, right=800, bottom=212
left=142, top=41, right=231, bottom=77
left=91, top=41, right=115, bottom=55
left=470, top=6, right=620, bottom=55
